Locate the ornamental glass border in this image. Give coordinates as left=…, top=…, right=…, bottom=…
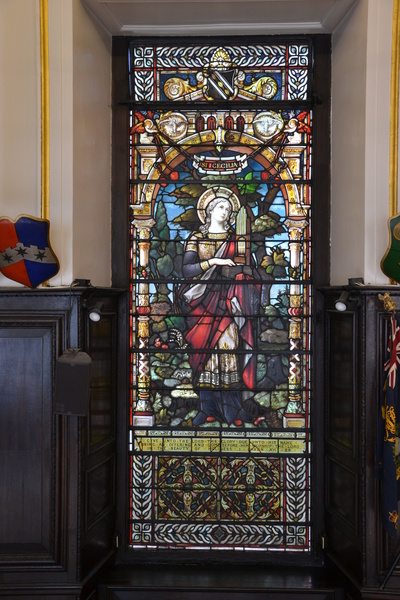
left=128, top=38, right=313, bottom=553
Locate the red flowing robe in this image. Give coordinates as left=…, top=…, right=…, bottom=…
left=179, top=235, right=260, bottom=390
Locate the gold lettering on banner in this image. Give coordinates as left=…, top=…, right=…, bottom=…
left=136, top=436, right=305, bottom=455
left=221, top=439, right=249, bottom=453
left=192, top=439, right=211, bottom=452
left=135, top=437, right=152, bottom=451
left=164, top=438, right=192, bottom=452
left=152, top=438, right=164, bottom=451
left=279, top=440, right=306, bottom=454
left=135, top=436, right=307, bottom=458
left=210, top=439, right=221, bottom=453
left=250, top=439, right=279, bottom=453
left=134, top=437, right=164, bottom=451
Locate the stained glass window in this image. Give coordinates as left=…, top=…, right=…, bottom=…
left=129, top=39, right=313, bottom=552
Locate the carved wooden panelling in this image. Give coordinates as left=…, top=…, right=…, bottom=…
left=327, top=312, right=355, bottom=452
left=0, top=323, right=58, bottom=564
left=0, top=288, right=120, bottom=599
left=88, top=315, right=115, bottom=451
left=326, top=458, right=358, bottom=531
left=321, top=287, right=400, bottom=595
left=86, top=457, right=115, bottom=528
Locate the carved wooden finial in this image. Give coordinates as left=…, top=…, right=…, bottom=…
left=379, top=292, right=397, bottom=313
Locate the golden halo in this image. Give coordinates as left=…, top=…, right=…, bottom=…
left=197, top=187, right=241, bottom=223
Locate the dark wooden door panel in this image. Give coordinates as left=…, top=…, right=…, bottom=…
left=0, top=288, right=121, bottom=598
left=321, top=287, right=400, bottom=597
left=0, top=326, right=55, bottom=560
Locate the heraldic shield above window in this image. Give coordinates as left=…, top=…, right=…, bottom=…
left=128, top=38, right=314, bottom=553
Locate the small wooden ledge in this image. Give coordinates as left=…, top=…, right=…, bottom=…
left=97, top=565, right=345, bottom=599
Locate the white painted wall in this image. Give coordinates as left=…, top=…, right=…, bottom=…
left=0, top=0, right=395, bottom=288
left=48, top=0, right=74, bottom=286
left=0, top=0, right=111, bottom=288
left=331, top=0, right=393, bottom=285
left=0, top=0, right=41, bottom=287
left=72, top=0, right=111, bottom=286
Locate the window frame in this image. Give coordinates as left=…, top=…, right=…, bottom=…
left=112, top=34, right=331, bottom=565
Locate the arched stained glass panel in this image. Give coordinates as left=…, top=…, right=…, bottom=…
left=129, top=39, right=313, bottom=553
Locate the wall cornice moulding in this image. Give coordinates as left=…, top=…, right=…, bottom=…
left=81, top=0, right=360, bottom=37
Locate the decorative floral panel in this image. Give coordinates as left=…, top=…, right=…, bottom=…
left=129, top=39, right=313, bottom=552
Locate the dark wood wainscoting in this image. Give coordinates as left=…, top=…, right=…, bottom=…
left=0, top=287, right=125, bottom=600
left=4, top=285, right=400, bottom=599
left=320, top=286, right=400, bottom=599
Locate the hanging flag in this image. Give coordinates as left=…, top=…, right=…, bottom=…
left=377, top=313, right=400, bottom=538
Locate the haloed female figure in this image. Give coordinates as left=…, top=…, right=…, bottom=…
left=178, top=194, right=260, bottom=426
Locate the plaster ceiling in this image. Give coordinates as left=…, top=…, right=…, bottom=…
left=81, top=0, right=359, bottom=36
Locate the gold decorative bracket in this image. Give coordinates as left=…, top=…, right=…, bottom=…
left=379, top=292, right=397, bottom=313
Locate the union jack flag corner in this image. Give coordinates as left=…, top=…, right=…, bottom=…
left=377, top=313, right=400, bottom=538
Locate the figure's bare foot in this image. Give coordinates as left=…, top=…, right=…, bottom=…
left=234, top=419, right=243, bottom=427
left=206, top=416, right=216, bottom=422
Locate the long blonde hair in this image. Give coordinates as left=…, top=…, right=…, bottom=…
left=199, top=198, right=234, bottom=235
